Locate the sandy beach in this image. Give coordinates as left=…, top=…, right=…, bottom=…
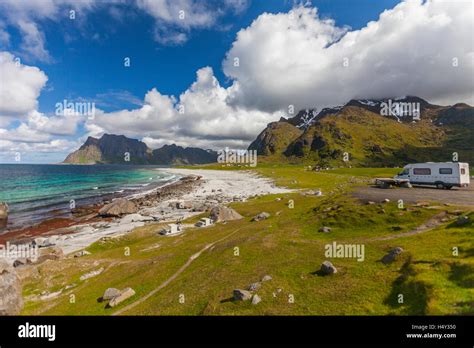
left=1, top=168, right=291, bottom=261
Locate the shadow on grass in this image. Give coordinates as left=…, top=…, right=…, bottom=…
left=383, top=256, right=431, bottom=314
left=448, top=262, right=474, bottom=288
left=220, top=297, right=235, bottom=304
left=310, top=270, right=333, bottom=277
left=462, top=247, right=474, bottom=258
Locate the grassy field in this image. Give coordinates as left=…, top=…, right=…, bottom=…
left=20, top=165, right=473, bottom=315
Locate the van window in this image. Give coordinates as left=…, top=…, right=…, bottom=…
left=461, top=168, right=466, bottom=175
left=413, top=168, right=431, bottom=175
left=398, top=169, right=409, bottom=176
left=439, top=168, right=453, bottom=175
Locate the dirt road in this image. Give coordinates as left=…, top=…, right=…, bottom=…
left=112, top=227, right=242, bottom=315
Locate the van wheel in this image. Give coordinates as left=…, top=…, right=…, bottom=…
left=435, top=182, right=444, bottom=189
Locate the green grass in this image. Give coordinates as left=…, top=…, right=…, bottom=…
left=20, top=166, right=473, bottom=316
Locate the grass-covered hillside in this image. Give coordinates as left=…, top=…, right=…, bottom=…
left=249, top=98, right=474, bottom=168
left=20, top=166, right=473, bottom=315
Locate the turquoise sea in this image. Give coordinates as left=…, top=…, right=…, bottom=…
left=0, top=164, right=177, bottom=231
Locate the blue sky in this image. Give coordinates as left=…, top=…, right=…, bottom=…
left=0, top=0, right=472, bottom=163
left=29, top=0, right=400, bottom=114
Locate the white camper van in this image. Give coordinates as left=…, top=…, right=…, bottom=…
left=395, top=162, right=470, bottom=189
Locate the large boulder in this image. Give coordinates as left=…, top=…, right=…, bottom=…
left=381, top=247, right=404, bottom=264
left=209, top=206, right=243, bottom=223
left=456, top=216, right=470, bottom=226
left=252, top=212, right=271, bottom=222
left=0, top=202, right=8, bottom=228
left=99, top=198, right=138, bottom=217
left=0, top=259, right=23, bottom=315
left=103, top=288, right=121, bottom=301
left=233, top=289, right=252, bottom=301
left=248, top=282, right=261, bottom=291
left=251, top=294, right=262, bottom=305
left=108, top=287, right=136, bottom=307
left=320, top=261, right=337, bottom=275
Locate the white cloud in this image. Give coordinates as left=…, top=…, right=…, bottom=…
left=0, top=51, right=48, bottom=118
left=223, top=0, right=474, bottom=112
left=0, top=138, right=78, bottom=154
left=27, top=110, right=81, bottom=136
left=0, top=0, right=96, bottom=62
left=137, top=0, right=250, bottom=45
left=17, top=20, right=53, bottom=63
left=0, top=124, right=50, bottom=143
left=86, top=67, right=279, bottom=149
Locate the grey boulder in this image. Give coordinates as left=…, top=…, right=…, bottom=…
left=99, top=198, right=138, bottom=217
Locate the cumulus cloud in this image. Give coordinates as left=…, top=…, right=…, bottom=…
left=0, top=138, right=78, bottom=155
left=86, top=67, right=279, bottom=149
left=0, top=52, right=48, bottom=118
left=223, top=0, right=474, bottom=112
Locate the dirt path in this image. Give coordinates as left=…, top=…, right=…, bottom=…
left=363, top=211, right=448, bottom=242
left=112, top=227, right=242, bottom=316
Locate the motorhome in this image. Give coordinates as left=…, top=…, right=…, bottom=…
left=195, top=218, right=213, bottom=228
left=394, top=162, right=470, bottom=189
left=159, top=223, right=182, bottom=236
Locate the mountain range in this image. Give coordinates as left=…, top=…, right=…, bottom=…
left=64, top=96, right=473, bottom=166
left=249, top=96, right=474, bottom=167
left=63, top=134, right=217, bottom=165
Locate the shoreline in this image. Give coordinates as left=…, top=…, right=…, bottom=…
left=0, top=168, right=292, bottom=259
left=0, top=174, right=183, bottom=246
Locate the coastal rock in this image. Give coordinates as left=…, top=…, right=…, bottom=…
left=248, top=282, right=261, bottom=291
left=103, top=287, right=121, bottom=300
left=108, top=287, right=135, bottom=307
left=320, top=261, right=337, bottom=275
left=176, top=201, right=193, bottom=209
left=381, top=247, right=404, bottom=264
left=233, top=289, right=252, bottom=301
left=252, top=212, right=270, bottom=222
left=210, top=206, right=243, bottom=223
left=13, top=258, right=32, bottom=268
left=120, top=213, right=154, bottom=224
left=32, top=237, right=55, bottom=248
left=37, top=246, right=64, bottom=263
left=74, top=250, right=91, bottom=258
left=0, top=202, right=8, bottom=228
left=261, top=275, right=272, bottom=282
left=0, top=259, right=24, bottom=315
left=456, top=216, right=470, bottom=226
left=99, top=198, right=138, bottom=217
left=251, top=294, right=262, bottom=305
left=319, top=226, right=332, bottom=233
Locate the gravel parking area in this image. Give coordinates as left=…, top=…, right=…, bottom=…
left=353, top=184, right=474, bottom=207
